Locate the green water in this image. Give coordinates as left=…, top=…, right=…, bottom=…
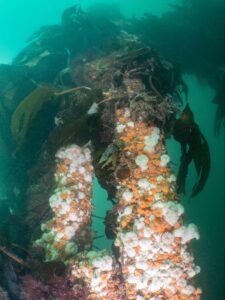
left=0, top=0, right=181, bottom=63
left=168, top=75, right=224, bottom=300
left=0, top=1, right=224, bottom=299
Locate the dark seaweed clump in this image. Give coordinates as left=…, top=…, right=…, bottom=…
left=128, top=0, right=225, bottom=134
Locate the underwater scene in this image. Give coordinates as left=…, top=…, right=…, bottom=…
left=0, top=0, right=224, bottom=299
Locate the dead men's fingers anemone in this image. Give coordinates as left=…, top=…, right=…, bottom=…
left=113, top=107, right=202, bottom=299
left=34, top=144, right=93, bottom=261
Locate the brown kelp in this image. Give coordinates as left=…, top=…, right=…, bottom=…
left=173, top=104, right=210, bottom=197
left=104, top=208, right=118, bottom=240
left=11, top=86, right=54, bottom=154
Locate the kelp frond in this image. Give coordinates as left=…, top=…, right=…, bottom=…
left=11, top=86, right=54, bottom=154
left=99, top=143, right=119, bottom=169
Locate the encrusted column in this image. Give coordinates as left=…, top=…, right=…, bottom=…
left=114, top=107, right=202, bottom=300
left=34, top=143, right=125, bottom=299
left=35, top=144, right=93, bottom=261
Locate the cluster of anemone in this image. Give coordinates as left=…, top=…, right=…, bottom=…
left=35, top=144, right=93, bottom=261
left=70, top=250, right=124, bottom=300
left=113, top=107, right=202, bottom=300
left=32, top=108, right=202, bottom=299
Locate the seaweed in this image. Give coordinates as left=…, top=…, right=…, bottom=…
left=99, top=144, right=119, bottom=169
left=11, top=86, right=54, bottom=154
left=104, top=208, right=118, bottom=240
left=173, top=104, right=210, bottom=197
left=190, top=124, right=211, bottom=197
